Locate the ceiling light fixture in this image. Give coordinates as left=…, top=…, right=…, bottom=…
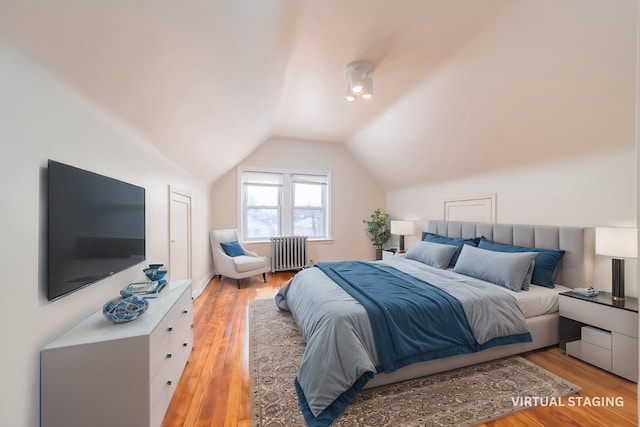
left=345, top=61, right=373, bottom=103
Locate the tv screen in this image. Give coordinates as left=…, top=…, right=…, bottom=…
left=47, top=160, right=146, bottom=301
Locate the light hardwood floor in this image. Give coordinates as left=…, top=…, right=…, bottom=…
left=162, top=273, right=637, bottom=427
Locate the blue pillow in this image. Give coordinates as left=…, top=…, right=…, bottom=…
left=477, top=238, right=565, bottom=288
left=220, top=240, right=245, bottom=257
left=421, top=232, right=481, bottom=267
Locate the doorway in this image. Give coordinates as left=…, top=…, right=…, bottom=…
left=169, top=186, right=192, bottom=281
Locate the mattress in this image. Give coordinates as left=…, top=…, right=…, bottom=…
left=514, top=283, right=571, bottom=318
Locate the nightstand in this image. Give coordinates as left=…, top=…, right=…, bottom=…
left=382, top=249, right=397, bottom=260
left=559, top=291, right=638, bottom=382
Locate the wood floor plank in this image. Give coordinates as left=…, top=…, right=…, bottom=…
left=162, top=272, right=637, bottom=427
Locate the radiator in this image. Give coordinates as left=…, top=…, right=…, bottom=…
left=270, top=236, right=307, bottom=272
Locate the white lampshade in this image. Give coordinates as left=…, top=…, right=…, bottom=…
left=390, top=220, right=414, bottom=236
left=345, top=82, right=356, bottom=103
left=361, top=76, right=373, bottom=100
left=596, top=227, right=638, bottom=258
left=348, top=68, right=364, bottom=94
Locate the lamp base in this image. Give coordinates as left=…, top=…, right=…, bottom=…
left=611, top=258, right=625, bottom=301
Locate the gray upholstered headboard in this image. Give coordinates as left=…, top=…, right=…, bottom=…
left=425, top=220, right=594, bottom=289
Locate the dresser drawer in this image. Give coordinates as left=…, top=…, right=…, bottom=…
left=150, top=367, right=176, bottom=427
left=149, top=327, right=172, bottom=380
left=150, top=334, right=191, bottom=385
left=149, top=290, right=193, bottom=378
left=170, top=292, right=193, bottom=346
left=149, top=343, right=190, bottom=427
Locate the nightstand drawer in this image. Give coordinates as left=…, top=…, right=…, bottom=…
left=559, top=296, right=638, bottom=338
left=582, top=326, right=611, bottom=350
left=612, top=332, right=639, bottom=382
left=581, top=341, right=612, bottom=371
left=566, top=340, right=582, bottom=358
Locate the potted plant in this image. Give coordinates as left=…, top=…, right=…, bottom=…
left=363, top=208, right=391, bottom=260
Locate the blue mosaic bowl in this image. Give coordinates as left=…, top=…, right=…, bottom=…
left=143, top=267, right=167, bottom=281
left=102, top=293, right=149, bottom=323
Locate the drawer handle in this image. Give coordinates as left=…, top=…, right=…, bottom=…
left=166, top=353, right=172, bottom=358
left=183, top=309, right=189, bottom=314
left=167, top=326, right=173, bottom=332
left=183, top=342, right=188, bottom=347
left=191, top=324, right=194, bottom=329
left=167, top=380, right=172, bottom=386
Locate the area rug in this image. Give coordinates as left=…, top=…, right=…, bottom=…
left=249, top=298, right=580, bottom=427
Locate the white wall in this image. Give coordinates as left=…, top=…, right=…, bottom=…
left=210, top=137, right=386, bottom=262
left=379, top=1, right=638, bottom=297
left=381, top=1, right=638, bottom=292
left=636, top=4, right=640, bottom=415
left=0, top=45, right=213, bottom=427
left=348, top=0, right=637, bottom=192
left=387, top=145, right=637, bottom=296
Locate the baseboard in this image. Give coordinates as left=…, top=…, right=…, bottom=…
left=191, top=271, right=216, bottom=299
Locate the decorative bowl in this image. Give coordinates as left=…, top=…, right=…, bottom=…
left=102, top=293, right=149, bottom=323
left=148, top=263, right=164, bottom=269
left=143, top=267, right=167, bottom=281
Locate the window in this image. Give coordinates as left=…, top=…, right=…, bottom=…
left=239, top=168, right=330, bottom=241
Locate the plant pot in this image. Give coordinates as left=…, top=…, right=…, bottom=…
left=375, top=248, right=383, bottom=261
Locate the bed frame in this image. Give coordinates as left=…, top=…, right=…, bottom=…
left=365, top=220, right=594, bottom=388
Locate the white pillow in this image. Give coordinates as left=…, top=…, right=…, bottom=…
left=405, top=241, right=458, bottom=269
left=452, top=245, right=537, bottom=292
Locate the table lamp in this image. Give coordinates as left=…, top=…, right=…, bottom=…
left=390, top=220, right=414, bottom=254
left=595, top=227, right=638, bottom=301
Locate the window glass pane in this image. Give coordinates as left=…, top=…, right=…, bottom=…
left=294, top=183, right=322, bottom=207
left=294, top=208, right=324, bottom=237
left=247, top=185, right=279, bottom=206
left=246, top=208, right=279, bottom=238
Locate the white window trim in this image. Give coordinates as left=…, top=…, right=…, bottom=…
left=237, top=166, right=332, bottom=242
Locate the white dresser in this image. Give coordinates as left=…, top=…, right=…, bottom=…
left=41, top=280, right=193, bottom=427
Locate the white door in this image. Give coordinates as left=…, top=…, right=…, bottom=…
left=169, top=186, right=192, bottom=280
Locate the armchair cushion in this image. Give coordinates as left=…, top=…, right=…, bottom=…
left=234, top=255, right=268, bottom=273
left=220, top=240, right=245, bottom=257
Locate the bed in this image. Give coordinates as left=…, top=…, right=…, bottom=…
left=275, top=220, right=593, bottom=426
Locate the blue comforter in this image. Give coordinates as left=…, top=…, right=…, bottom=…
left=276, top=258, right=532, bottom=426
left=317, top=261, right=483, bottom=373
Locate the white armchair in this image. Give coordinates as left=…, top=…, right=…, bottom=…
left=209, top=229, right=268, bottom=289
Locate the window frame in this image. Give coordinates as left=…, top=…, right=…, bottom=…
left=292, top=177, right=327, bottom=238
left=244, top=181, right=281, bottom=239
left=238, top=167, right=332, bottom=242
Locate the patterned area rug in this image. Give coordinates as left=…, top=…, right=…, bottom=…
left=249, top=298, right=580, bottom=427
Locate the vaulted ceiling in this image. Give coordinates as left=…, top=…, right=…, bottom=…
left=1, top=1, right=635, bottom=190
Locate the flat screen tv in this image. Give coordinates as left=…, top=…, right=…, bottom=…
left=47, top=160, right=146, bottom=301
